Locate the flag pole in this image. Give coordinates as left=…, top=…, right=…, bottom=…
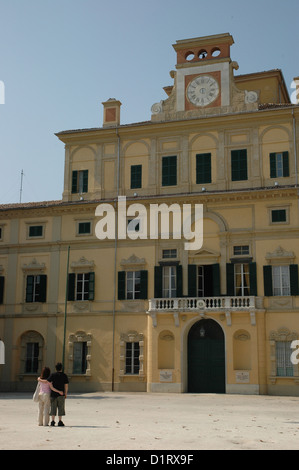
left=62, top=245, right=70, bottom=372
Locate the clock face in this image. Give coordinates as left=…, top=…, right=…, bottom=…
left=187, top=75, right=219, bottom=107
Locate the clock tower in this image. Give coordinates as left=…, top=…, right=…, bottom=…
left=151, top=33, right=259, bottom=121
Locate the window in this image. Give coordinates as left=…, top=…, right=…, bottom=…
left=26, top=342, right=39, bottom=373
left=270, top=152, right=289, bottom=178
left=78, top=221, right=91, bottom=235
left=196, top=153, right=211, bottom=184
left=162, top=249, right=177, bottom=259
left=73, top=342, right=87, bottom=374
left=29, top=225, right=43, bottom=238
left=154, top=265, right=182, bottom=298
left=272, top=266, right=290, bottom=296
left=192, top=264, right=220, bottom=297
left=234, top=263, right=250, bottom=296
left=163, top=266, right=176, bottom=298
left=276, top=341, right=293, bottom=376
left=26, top=275, right=47, bottom=303
left=68, top=272, right=95, bottom=301
left=264, top=264, right=299, bottom=296
left=125, top=342, right=140, bottom=374
left=162, top=156, right=177, bottom=186
left=197, top=265, right=204, bottom=297
left=271, top=209, right=287, bottom=223
left=0, top=227, right=2, bottom=240
left=233, top=245, right=250, bottom=256
left=72, top=170, right=88, bottom=194
left=231, top=149, right=248, bottom=181
left=130, top=165, right=142, bottom=189
left=226, top=262, right=257, bottom=296
left=126, top=271, right=141, bottom=299
left=118, top=270, right=148, bottom=300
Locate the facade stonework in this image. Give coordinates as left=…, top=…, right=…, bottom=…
left=1, top=33, right=299, bottom=395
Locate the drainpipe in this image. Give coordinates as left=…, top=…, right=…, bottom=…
left=111, top=127, right=120, bottom=391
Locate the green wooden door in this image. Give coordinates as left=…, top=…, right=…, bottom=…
left=188, top=319, right=225, bottom=393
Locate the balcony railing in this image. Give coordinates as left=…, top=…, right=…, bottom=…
left=148, top=296, right=255, bottom=312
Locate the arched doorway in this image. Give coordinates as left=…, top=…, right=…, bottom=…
left=188, top=319, right=225, bottom=393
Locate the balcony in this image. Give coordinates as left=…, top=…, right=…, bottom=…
left=147, top=296, right=256, bottom=326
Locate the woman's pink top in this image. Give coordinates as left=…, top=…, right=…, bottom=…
left=39, top=380, right=51, bottom=394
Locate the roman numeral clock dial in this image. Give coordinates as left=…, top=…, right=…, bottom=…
left=187, top=75, right=219, bottom=107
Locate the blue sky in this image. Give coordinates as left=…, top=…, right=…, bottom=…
left=0, top=0, right=298, bottom=204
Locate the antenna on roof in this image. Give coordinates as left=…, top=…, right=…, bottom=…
left=19, top=169, right=24, bottom=203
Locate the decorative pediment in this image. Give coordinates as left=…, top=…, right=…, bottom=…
left=189, top=248, right=220, bottom=264
left=71, top=256, right=95, bottom=271
left=265, top=246, right=295, bottom=265
left=22, top=258, right=46, bottom=273
left=120, top=254, right=146, bottom=268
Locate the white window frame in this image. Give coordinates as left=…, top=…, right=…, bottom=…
left=75, top=273, right=90, bottom=301
left=234, top=263, right=250, bottom=296
left=163, top=266, right=176, bottom=298
left=272, top=265, right=290, bottom=296
left=126, top=271, right=141, bottom=300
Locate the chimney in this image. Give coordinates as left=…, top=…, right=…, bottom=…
left=102, top=98, right=122, bottom=127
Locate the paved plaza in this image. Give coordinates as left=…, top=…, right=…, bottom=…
left=0, top=391, right=299, bottom=450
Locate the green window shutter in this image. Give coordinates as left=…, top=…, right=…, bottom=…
left=263, top=265, right=273, bottom=296
left=72, top=171, right=78, bottom=193
left=0, top=276, right=4, bottom=304
left=88, top=272, right=95, bottom=301
left=188, top=265, right=197, bottom=297
left=231, top=149, right=247, bottom=181
left=82, top=170, right=88, bottom=193
left=131, top=165, right=142, bottom=189
left=154, top=266, right=163, bottom=298
left=26, top=275, right=34, bottom=303
left=196, top=153, right=211, bottom=184
left=177, top=265, right=183, bottom=297
left=249, top=262, right=257, bottom=296
left=118, top=271, right=126, bottom=300
left=68, top=273, right=76, bottom=301
left=283, top=151, right=289, bottom=177
left=226, top=263, right=235, bottom=296
left=269, top=153, right=276, bottom=178
left=140, top=270, right=148, bottom=299
left=39, top=275, right=47, bottom=303
left=162, top=156, right=177, bottom=186
left=290, top=264, right=299, bottom=296
left=212, top=264, right=221, bottom=296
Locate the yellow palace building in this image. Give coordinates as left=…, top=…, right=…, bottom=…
left=1, top=33, right=299, bottom=395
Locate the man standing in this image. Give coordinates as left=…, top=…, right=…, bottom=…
left=48, top=362, right=69, bottom=427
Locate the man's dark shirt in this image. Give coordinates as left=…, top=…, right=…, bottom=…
left=48, top=371, right=69, bottom=398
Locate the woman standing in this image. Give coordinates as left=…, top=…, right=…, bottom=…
left=37, top=367, right=62, bottom=426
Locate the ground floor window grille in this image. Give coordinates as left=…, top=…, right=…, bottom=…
left=73, top=341, right=87, bottom=374
left=125, top=342, right=140, bottom=374
left=276, top=341, right=293, bottom=376
left=25, top=342, right=39, bottom=373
